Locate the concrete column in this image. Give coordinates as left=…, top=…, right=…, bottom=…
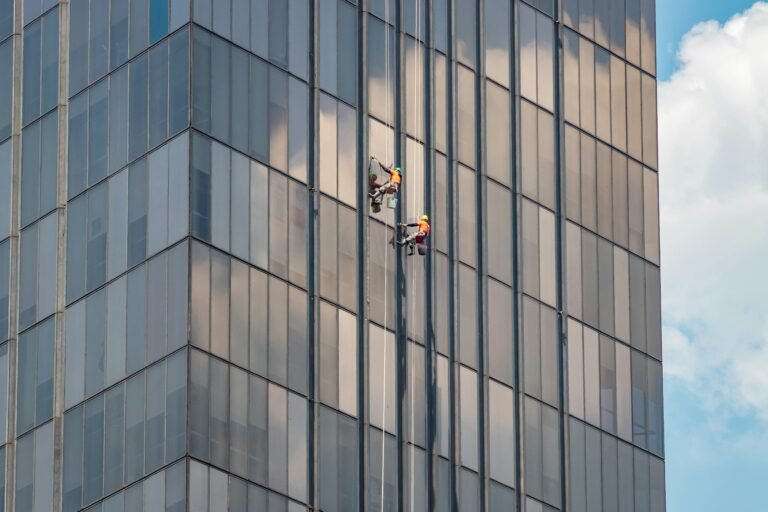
left=4, top=0, right=23, bottom=509
left=52, top=1, right=70, bottom=511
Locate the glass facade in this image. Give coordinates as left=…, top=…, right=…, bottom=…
left=0, top=0, right=662, bottom=510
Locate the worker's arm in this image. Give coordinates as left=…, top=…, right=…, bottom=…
left=398, top=222, right=420, bottom=227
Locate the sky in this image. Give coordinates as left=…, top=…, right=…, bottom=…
left=658, top=1, right=768, bottom=511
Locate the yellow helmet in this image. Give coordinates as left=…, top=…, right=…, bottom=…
left=420, top=215, right=429, bottom=222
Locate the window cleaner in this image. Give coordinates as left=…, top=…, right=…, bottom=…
left=369, top=159, right=402, bottom=210
left=397, top=215, right=430, bottom=256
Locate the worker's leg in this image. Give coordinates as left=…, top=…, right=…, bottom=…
left=370, top=180, right=392, bottom=200
left=398, top=232, right=414, bottom=246
left=398, top=230, right=424, bottom=247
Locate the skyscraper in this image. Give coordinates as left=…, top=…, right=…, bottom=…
left=0, top=0, right=663, bottom=510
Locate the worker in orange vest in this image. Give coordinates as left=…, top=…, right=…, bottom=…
left=398, top=215, right=430, bottom=255
left=369, top=162, right=402, bottom=203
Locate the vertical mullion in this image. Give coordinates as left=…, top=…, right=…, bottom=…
left=511, top=0, right=523, bottom=510
left=307, top=0, right=319, bottom=509
left=356, top=1, right=368, bottom=511
left=553, top=0, right=571, bottom=511
left=475, top=0, right=486, bottom=509
left=445, top=0, right=458, bottom=508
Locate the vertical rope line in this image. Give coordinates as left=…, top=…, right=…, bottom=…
left=408, top=0, right=424, bottom=509
left=380, top=0, right=392, bottom=509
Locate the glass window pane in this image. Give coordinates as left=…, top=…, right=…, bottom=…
left=23, top=20, right=42, bottom=125
left=486, top=82, right=510, bottom=186
left=485, top=0, right=509, bottom=86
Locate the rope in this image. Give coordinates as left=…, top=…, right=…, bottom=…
left=408, top=1, right=423, bottom=509
left=379, top=1, right=391, bottom=509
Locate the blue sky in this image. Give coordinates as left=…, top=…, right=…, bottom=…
left=656, top=0, right=757, bottom=79
left=659, top=2, right=768, bottom=511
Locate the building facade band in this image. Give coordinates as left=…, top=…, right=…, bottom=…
left=0, top=0, right=663, bottom=510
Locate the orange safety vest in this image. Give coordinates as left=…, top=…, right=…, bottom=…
left=390, top=170, right=401, bottom=185
left=418, top=220, right=430, bottom=236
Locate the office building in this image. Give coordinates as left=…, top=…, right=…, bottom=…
left=0, top=0, right=663, bottom=510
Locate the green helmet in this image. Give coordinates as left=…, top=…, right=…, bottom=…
left=394, top=166, right=402, bottom=173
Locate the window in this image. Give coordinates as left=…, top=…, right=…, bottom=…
left=484, top=0, right=509, bottom=86
left=486, top=81, right=511, bottom=186
left=369, top=323, right=396, bottom=434
left=319, top=303, right=357, bottom=417
left=488, top=381, right=515, bottom=488
left=193, top=0, right=308, bottom=80
left=459, top=366, right=478, bottom=470
left=368, top=220, right=395, bottom=327
left=367, top=16, right=395, bottom=125
left=598, top=238, right=615, bottom=335
left=368, top=428, right=397, bottom=511
left=611, top=55, right=627, bottom=152
left=455, top=0, right=476, bottom=68
left=318, top=407, right=358, bottom=512
left=65, top=243, right=188, bottom=409
left=406, top=342, right=427, bottom=447
left=0, top=242, right=7, bottom=342
left=519, top=5, right=553, bottom=111
left=63, top=353, right=187, bottom=511
left=595, top=47, right=611, bottom=142
left=319, top=94, right=357, bottom=207
left=191, top=134, right=308, bottom=286
left=642, top=73, right=658, bottom=173
left=626, top=65, right=642, bottom=162
left=14, top=422, right=54, bottom=512
left=521, top=199, right=556, bottom=307
left=521, top=101, right=555, bottom=210
left=22, top=8, right=58, bottom=125
left=435, top=355, right=450, bottom=457
left=434, top=153, right=448, bottom=253
left=640, top=0, right=656, bottom=75
left=579, top=36, right=596, bottom=135
left=523, top=297, right=558, bottom=407
left=70, top=0, right=188, bottom=95
left=632, top=351, right=664, bottom=456
left=457, top=66, right=476, bottom=168
left=0, top=0, right=11, bottom=40
left=612, top=152, right=629, bottom=247
left=599, top=335, right=617, bottom=433
left=20, top=111, right=57, bottom=227
left=434, top=54, right=447, bottom=153
left=69, top=30, right=189, bottom=198
left=319, top=0, right=357, bottom=105
left=23, top=0, right=57, bottom=24
left=568, top=419, right=603, bottom=512
left=458, top=165, right=476, bottom=266
left=192, top=29, right=307, bottom=179
left=188, top=459, right=305, bottom=511
left=190, top=242, right=307, bottom=393
left=404, top=37, right=426, bottom=139
left=188, top=351, right=307, bottom=501
left=16, top=318, right=54, bottom=434
left=524, top=398, right=560, bottom=508
left=67, top=134, right=188, bottom=302
left=458, top=265, right=477, bottom=368
left=434, top=255, right=450, bottom=356
left=488, top=279, right=513, bottom=384
left=18, top=214, right=57, bottom=330
left=0, top=40, right=12, bottom=141
left=319, top=199, right=357, bottom=312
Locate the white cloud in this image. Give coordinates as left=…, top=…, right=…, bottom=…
left=660, top=2, right=768, bottom=421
